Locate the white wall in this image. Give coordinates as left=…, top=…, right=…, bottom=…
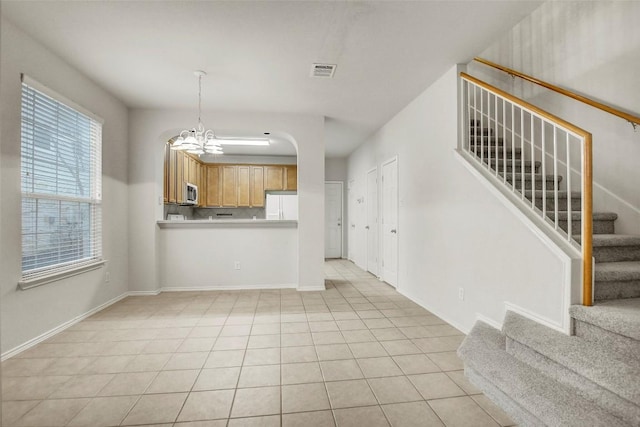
left=0, top=18, right=129, bottom=354
left=128, top=109, right=325, bottom=293
left=468, top=1, right=640, bottom=235
left=325, top=157, right=349, bottom=258
left=159, top=225, right=297, bottom=289
left=348, top=65, right=568, bottom=333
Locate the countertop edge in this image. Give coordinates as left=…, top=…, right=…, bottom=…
left=157, top=219, right=298, bottom=228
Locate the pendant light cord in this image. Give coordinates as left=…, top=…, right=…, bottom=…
left=197, top=74, right=202, bottom=126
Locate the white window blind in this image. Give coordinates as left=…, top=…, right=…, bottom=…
left=20, top=79, right=103, bottom=282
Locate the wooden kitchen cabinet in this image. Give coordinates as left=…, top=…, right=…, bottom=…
left=168, top=146, right=177, bottom=203
left=163, top=143, right=170, bottom=203
left=250, top=166, right=265, bottom=207
left=165, top=155, right=295, bottom=208
left=285, top=165, right=297, bottom=191
left=265, top=166, right=285, bottom=190
left=222, top=165, right=238, bottom=207
left=176, top=151, right=185, bottom=204
left=205, top=165, right=222, bottom=207
left=237, top=166, right=250, bottom=207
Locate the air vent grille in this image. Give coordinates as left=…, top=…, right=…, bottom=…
left=310, top=63, right=337, bottom=78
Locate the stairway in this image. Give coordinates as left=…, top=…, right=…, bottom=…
left=458, top=121, right=640, bottom=426
left=469, top=120, right=640, bottom=301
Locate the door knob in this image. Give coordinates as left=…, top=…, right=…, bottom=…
left=391, top=229, right=397, bottom=234
left=338, top=223, right=341, bottom=226
left=365, top=226, right=370, bottom=230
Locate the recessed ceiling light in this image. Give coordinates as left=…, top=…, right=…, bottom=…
left=216, top=138, right=270, bottom=146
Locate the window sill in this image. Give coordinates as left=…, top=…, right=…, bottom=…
left=18, top=260, right=107, bottom=290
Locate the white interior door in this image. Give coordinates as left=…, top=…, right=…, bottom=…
left=366, top=168, right=378, bottom=276
left=325, top=182, right=343, bottom=259
left=382, top=157, right=398, bottom=287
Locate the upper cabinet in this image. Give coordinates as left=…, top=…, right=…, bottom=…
left=205, top=165, right=222, bottom=207
left=265, top=166, right=285, bottom=191
left=264, top=165, right=297, bottom=191
left=250, top=166, right=265, bottom=207
left=221, top=165, right=238, bottom=207
left=165, top=154, right=296, bottom=208
left=164, top=149, right=204, bottom=206
left=285, top=165, right=297, bottom=191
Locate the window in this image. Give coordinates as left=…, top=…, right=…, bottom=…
left=20, top=76, right=103, bottom=285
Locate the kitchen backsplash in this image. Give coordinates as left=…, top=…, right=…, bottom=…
left=193, top=207, right=266, bottom=220
left=164, top=205, right=266, bottom=220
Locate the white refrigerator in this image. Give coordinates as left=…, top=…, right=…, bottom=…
left=266, top=194, right=298, bottom=220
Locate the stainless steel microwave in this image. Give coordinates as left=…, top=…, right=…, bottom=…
left=182, top=182, right=198, bottom=205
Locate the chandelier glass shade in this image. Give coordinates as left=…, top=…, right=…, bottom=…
left=171, top=71, right=223, bottom=156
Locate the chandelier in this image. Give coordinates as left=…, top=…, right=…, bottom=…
left=171, top=70, right=223, bottom=155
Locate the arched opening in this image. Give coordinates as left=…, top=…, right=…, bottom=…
left=161, top=130, right=298, bottom=221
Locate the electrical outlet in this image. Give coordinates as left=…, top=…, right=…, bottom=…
left=105, top=271, right=110, bottom=283
left=458, top=287, right=464, bottom=301
left=234, top=261, right=241, bottom=270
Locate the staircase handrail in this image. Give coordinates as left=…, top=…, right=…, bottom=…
left=473, top=57, right=640, bottom=128
left=460, top=72, right=594, bottom=306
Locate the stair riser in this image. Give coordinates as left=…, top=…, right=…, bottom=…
left=471, top=149, right=522, bottom=160
left=469, top=126, right=493, bottom=136
left=594, top=246, right=640, bottom=263
left=573, top=320, right=640, bottom=361
left=509, top=179, right=560, bottom=191
left=595, top=280, right=640, bottom=301
left=505, top=337, right=640, bottom=426
left=557, top=219, right=615, bottom=235
left=469, top=138, right=506, bottom=148
left=494, top=165, right=539, bottom=173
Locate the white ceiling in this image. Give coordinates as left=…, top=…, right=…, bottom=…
left=2, top=1, right=541, bottom=157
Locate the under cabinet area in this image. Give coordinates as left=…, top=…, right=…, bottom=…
left=164, top=148, right=297, bottom=209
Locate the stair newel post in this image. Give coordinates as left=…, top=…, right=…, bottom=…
left=583, top=133, right=594, bottom=306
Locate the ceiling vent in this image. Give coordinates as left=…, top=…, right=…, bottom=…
left=310, top=63, right=337, bottom=78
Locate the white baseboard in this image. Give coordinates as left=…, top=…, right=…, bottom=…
left=476, top=313, right=503, bottom=331
left=297, top=285, right=327, bottom=292
left=1, top=292, right=129, bottom=361
left=128, top=290, right=161, bottom=296
left=162, top=284, right=296, bottom=292
left=504, top=301, right=566, bottom=334
left=397, top=288, right=471, bottom=335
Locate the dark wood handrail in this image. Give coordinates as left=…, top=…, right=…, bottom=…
left=474, top=57, right=640, bottom=128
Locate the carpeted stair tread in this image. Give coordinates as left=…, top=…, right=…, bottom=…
left=458, top=322, right=629, bottom=427
left=546, top=211, right=618, bottom=221
left=503, top=312, right=640, bottom=407
left=595, top=261, right=640, bottom=281
left=485, top=159, right=540, bottom=168
left=524, top=190, right=581, bottom=200
left=578, top=234, right=640, bottom=247
left=570, top=298, right=640, bottom=341
left=503, top=173, right=561, bottom=182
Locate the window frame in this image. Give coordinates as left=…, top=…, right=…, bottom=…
left=18, top=75, right=105, bottom=290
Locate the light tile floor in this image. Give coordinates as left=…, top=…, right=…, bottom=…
left=1, top=260, right=516, bottom=427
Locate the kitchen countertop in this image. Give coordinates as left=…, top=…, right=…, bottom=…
left=157, top=219, right=298, bottom=228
